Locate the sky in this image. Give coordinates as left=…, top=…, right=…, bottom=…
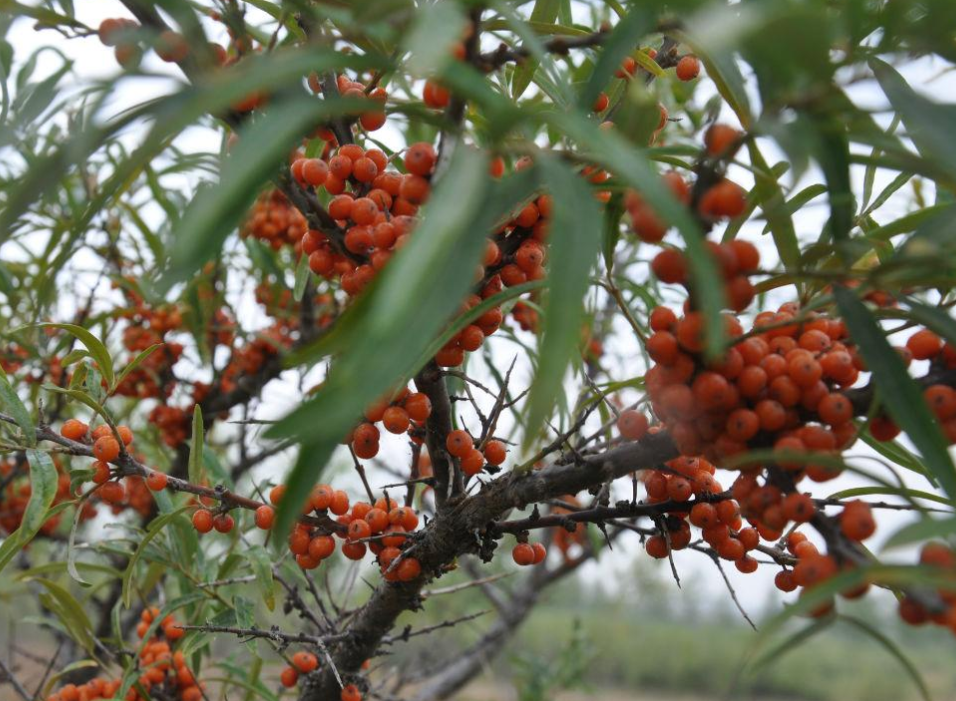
left=4, top=1, right=955, bottom=617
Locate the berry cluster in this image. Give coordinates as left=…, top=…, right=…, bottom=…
left=0, top=456, right=79, bottom=536
left=45, top=608, right=199, bottom=701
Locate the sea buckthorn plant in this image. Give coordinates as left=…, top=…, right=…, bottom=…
left=1, top=0, right=956, bottom=700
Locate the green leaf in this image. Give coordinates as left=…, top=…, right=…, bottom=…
left=883, top=516, right=956, bottom=550
left=189, top=405, right=204, bottom=486
left=525, top=157, right=602, bottom=445
left=744, top=142, right=801, bottom=270
left=834, top=286, right=956, bottom=502
left=162, top=95, right=356, bottom=290
left=402, top=1, right=467, bottom=77
left=0, top=365, right=34, bottom=446
left=511, top=0, right=562, bottom=99
left=122, top=507, right=190, bottom=608
left=578, top=5, right=656, bottom=112
left=266, top=152, right=538, bottom=539
left=546, top=112, right=725, bottom=357
left=113, top=343, right=163, bottom=394
left=234, top=595, right=260, bottom=655
left=42, top=385, right=109, bottom=421
left=245, top=545, right=276, bottom=611
left=838, top=615, right=931, bottom=701
left=803, top=114, right=853, bottom=246
left=31, top=577, right=96, bottom=653
left=293, top=253, right=310, bottom=303
left=0, top=449, right=57, bottom=574
left=827, top=485, right=952, bottom=508
left=870, top=57, right=956, bottom=186
left=35, top=322, right=113, bottom=389
left=746, top=617, right=833, bottom=676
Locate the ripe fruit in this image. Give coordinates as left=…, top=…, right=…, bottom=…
left=213, top=513, right=235, bottom=533
left=445, top=429, right=472, bottom=457
left=93, top=436, right=121, bottom=462
left=840, top=500, right=876, bottom=541
left=145, top=471, right=168, bottom=491
left=704, top=124, right=742, bottom=157
left=254, top=505, right=275, bottom=529
left=341, top=685, right=362, bottom=701
left=280, top=667, right=299, bottom=688
left=192, top=509, right=214, bottom=533
left=61, top=419, right=88, bottom=441
left=512, top=542, right=535, bottom=566
left=483, top=440, right=507, bottom=465
left=675, top=55, right=701, bottom=81
left=617, top=410, right=649, bottom=440
left=292, top=651, right=318, bottom=674
left=404, top=142, right=436, bottom=176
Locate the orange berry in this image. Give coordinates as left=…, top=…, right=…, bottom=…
left=93, top=436, right=120, bottom=462
left=483, top=439, right=507, bottom=465
left=302, top=158, right=329, bottom=186
left=382, top=406, right=411, bottom=434
left=254, top=505, right=275, bottom=529
left=840, top=500, right=875, bottom=541
left=704, top=124, right=742, bottom=157
left=309, top=535, right=336, bottom=560
left=531, top=542, right=547, bottom=564
left=397, top=557, right=422, bottom=581
left=269, top=484, right=286, bottom=504
left=100, top=480, right=125, bottom=503
left=341, top=684, right=362, bottom=701
left=645, top=535, right=669, bottom=559
left=61, top=419, right=89, bottom=441
left=292, top=651, right=318, bottom=674
left=146, top=471, right=168, bottom=491
left=213, top=513, right=234, bottom=533
left=907, top=329, right=942, bottom=360
left=512, top=542, right=535, bottom=566
left=192, top=509, right=214, bottom=533
left=280, top=667, right=299, bottom=688
left=460, top=448, right=485, bottom=476
left=675, top=55, right=700, bottom=81
left=617, top=410, right=649, bottom=441
left=329, top=490, right=350, bottom=516
left=404, top=142, right=436, bottom=176
left=592, top=92, right=609, bottom=112
left=445, top=429, right=472, bottom=458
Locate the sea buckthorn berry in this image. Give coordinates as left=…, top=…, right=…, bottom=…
left=404, top=142, right=436, bottom=176
left=704, top=124, right=742, bottom=157
left=397, top=557, right=422, bottom=581
left=592, top=92, right=609, bottom=112
left=146, top=471, right=168, bottom=491
left=924, top=385, right=956, bottom=421
left=254, top=505, right=275, bottom=529
left=782, top=492, right=815, bottom=523
left=213, top=513, right=234, bottom=533
left=512, top=542, right=535, bottom=566
left=483, top=439, right=507, bottom=465
left=310, top=535, right=336, bottom=560
left=818, top=393, right=853, bottom=426
left=382, top=406, right=411, bottom=434
left=93, top=436, right=121, bottom=462
left=280, top=667, right=299, bottom=688
left=617, top=410, right=649, bottom=441
left=292, top=651, right=318, bottom=674
left=366, top=508, right=389, bottom=533
left=423, top=80, right=450, bottom=109
left=675, top=55, right=701, bottom=81
left=907, top=329, right=942, bottom=360
left=649, top=306, right=677, bottom=332
left=869, top=415, right=900, bottom=442
left=651, top=249, right=687, bottom=284
left=61, top=419, right=88, bottom=441
left=341, top=684, right=362, bottom=701
left=689, top=502, right=718, bottom=529
left=192, top=509, right=213, bottom=533
left=269, top=484, right=286, bottom=504
left=840, top=500, right=876, bottom=541
left=774, top=570, right=797, bottom=592
left=329, top=490, right=350, bottom=515
left=347, top=519, right=371, bottom=541
left=532, top=542, right=547, bottom=564
left=645, top=535, right=669, bottom=559
left=446, top=429, right=472, bottom=458
left=700, top=179, right=747, bottom=218
left=92, top=460, right=111, bottom=484
left=302, top=158, right=329, bottom=186
left=100, top=480, right=125, bottom=503
left=460, top=448, right=485, bottom=476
